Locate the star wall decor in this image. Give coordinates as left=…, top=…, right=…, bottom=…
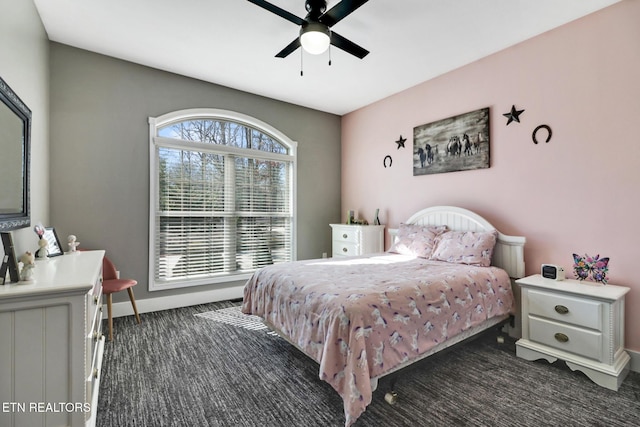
left=503, top=105, right=525, bottom=125
left=395, top=135, right=406, bottom=149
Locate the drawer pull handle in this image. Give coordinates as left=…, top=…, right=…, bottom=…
left=93, top=296, right=99, bottom=305
left=554, top=305, right=569, bottom=315
left=554, top=333, right=569, bottom=343
left=343, top=247, right=348, bottom=252
left=343, top=233, right=348, bottom=239
left=93, top=368, right=99, bottom=379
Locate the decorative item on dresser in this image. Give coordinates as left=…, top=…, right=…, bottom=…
left=330, top=223, right=384, bottom=257
left=0, top=232, right=20, bottom=284
left=0, top=250, right=105, bottom=427
left=516, top=274, right=630, bottom=391
left=42, top=227, right=63, bottom=257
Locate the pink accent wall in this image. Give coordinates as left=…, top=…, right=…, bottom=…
left=341, top=1, right=640, bottom=351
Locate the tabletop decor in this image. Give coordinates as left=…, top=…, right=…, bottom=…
left=573, top=253, right=609, bottom=284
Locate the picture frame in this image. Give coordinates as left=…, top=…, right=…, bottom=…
left=346, top=209, right=357, bottom=225
left=43, top=227, right=63, bottom=257
left=0, top=232, right=20, bottom=284
left=413, top=107, right=490, bottom=176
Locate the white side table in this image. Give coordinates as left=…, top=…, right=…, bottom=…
left=515, top=274, right=630, bottom=390
left=330, top=224, right=384, bottom=257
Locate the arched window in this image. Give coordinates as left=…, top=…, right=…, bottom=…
left=149, top=109, right=297, bottom=290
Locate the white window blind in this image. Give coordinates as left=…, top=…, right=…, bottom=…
left=149, top=110, right=296, bottom=290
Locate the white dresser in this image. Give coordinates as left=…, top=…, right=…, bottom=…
left=515, top=274, right=630, bottom=391
left=330, top=224, right=384, bottom=257
left=0, top=250, right=105, bottom=427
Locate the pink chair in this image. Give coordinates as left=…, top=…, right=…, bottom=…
left=102, top=255, right=141, bottom=341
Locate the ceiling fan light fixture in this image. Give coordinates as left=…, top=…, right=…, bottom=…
left=300, top=21, right=330, bottom=55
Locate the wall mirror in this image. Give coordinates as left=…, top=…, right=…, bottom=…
left=0, top=75, right=31, bottom=231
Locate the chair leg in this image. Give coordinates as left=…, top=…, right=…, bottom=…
left=127, top=288, right=141, bottom=324
left=107, top=293, right=114, bottom=341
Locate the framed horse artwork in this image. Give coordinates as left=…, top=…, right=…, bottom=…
left=413, top=107, right=490, bottom=176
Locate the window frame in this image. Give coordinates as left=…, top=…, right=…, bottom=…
left=148, top=108, right=297, bottom=291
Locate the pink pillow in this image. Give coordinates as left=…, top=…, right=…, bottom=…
left=388, top=224, right=448, bottom=258
left=430, top=230, right=498, bottom=267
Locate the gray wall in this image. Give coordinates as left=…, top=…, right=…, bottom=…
left=0, top=0, right=49, bottom=257
left=49, top=43, right=342, bottom=303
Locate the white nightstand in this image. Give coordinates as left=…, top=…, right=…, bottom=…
left=515, top=274, right=630, bottom=390
left=330, top=224, right=384, bottom=257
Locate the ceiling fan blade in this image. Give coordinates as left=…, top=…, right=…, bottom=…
left=275, top=38, right=301, bottom=58
left=330, top=31, right=369, bottom=59
left=320, top=0, right=369, bottom=27
left=247, top=0, right=305, bottom=26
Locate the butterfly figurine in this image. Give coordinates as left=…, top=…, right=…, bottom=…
left=573, top=253, right=609, bottom=284
left=590, top=254, right=610, bottom=284
left=572, top=253, right=590, bottom=280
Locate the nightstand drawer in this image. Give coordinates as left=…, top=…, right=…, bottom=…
left=528, top=289, right=603, bottom=331
left=529, top=316, right=603, bottom=361
left=333, top=241, right=359, bottom=257
left=332, top=227, right=360, bottom=244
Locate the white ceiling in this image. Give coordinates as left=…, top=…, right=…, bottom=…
left=33, top=0, right=620, bottom=116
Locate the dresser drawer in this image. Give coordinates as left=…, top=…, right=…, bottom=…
left=86, top=281, right=103, bottom=347
left=529, top=316, right=603, bottom=361
left=85, top=269, right=103, bottom=424
left=88, top=299, right=103, bottom=361
left=86, top=335, right=105, bottom=426
left=527, top=289, right=603, bottom=331
left=333, top=241, right=359, bottom=257
left=332, top=227, right=360, bottom=244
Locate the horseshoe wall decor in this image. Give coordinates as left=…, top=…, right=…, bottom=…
left=532, top=124, right=552, bottom=144
left=383, top=155, right=392, bottom=168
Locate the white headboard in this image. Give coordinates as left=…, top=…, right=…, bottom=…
left=389, top=206, right=526, bottom=278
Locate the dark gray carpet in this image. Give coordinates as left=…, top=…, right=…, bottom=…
left=98, top=301, right=640, bottom=427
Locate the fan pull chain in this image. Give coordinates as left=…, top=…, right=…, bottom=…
left=300, top=49, right=304, bottom=77
left=328, top=45, right=332, bottom=66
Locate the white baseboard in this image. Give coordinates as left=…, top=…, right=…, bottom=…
left=629, top=348, right=640, bottom=374
left=103, top=285, right=244, bottom=319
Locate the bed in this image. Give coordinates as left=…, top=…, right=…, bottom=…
left=242, top=206, right=526, bottom=426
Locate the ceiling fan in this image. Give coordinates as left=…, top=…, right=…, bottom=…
left=247, top=0, right=370, bottom=59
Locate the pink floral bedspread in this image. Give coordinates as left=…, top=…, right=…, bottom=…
left=242, top=254, right=514, bottom=426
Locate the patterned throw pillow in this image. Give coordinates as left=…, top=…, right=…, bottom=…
left=388, top=223, right=448, bottom=258
left=430, top=230, right=498, bottom=267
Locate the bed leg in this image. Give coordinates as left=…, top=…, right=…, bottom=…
left=384, top=375, right=399, bottom=405
left=384, top=391, right=398, bottom=405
